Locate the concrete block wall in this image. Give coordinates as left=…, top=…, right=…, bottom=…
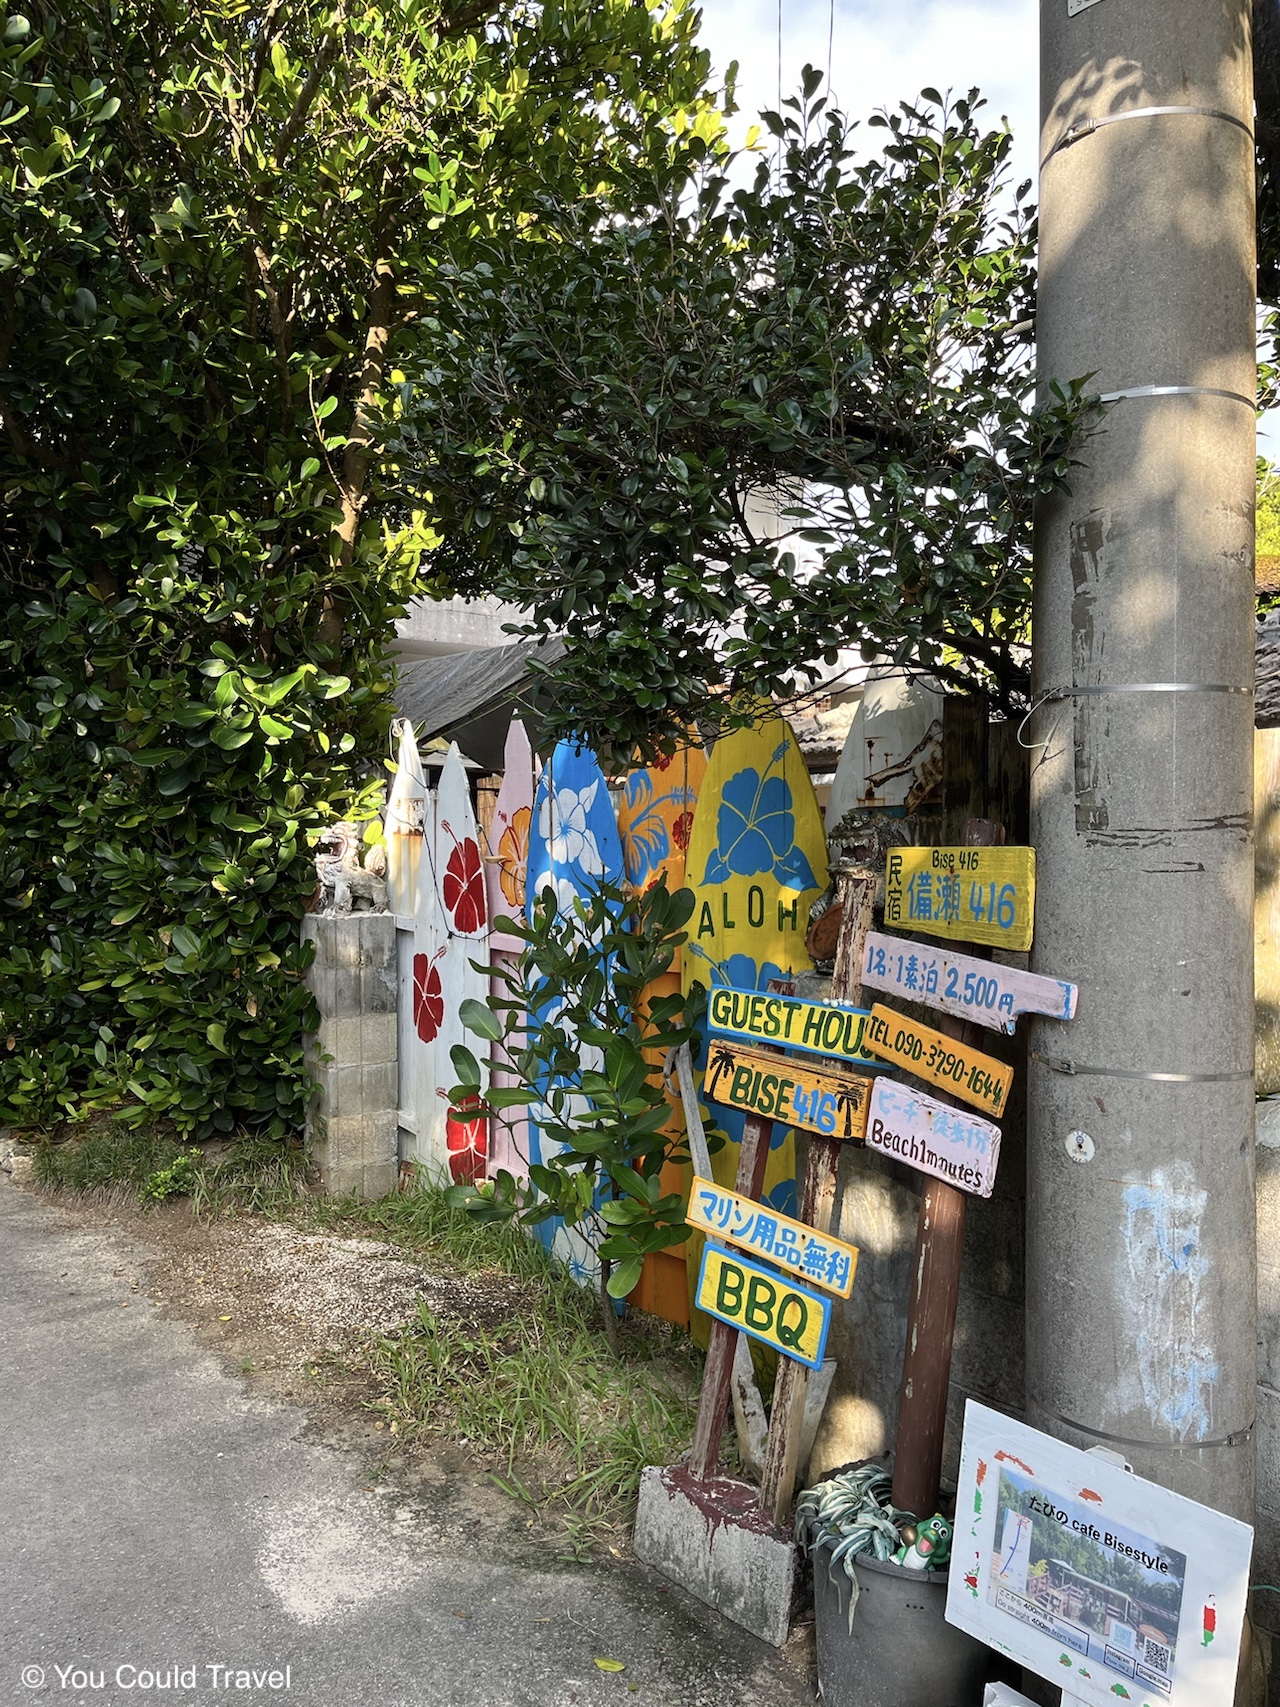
left=302, top=912, right=398, bottom=1200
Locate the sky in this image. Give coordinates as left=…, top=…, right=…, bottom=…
left=693, top=0, right=1039, bottom=183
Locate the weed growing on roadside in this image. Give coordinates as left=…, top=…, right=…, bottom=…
left=34, top=1127, right=186, bottom=1194
left=140, top=1149, right=202, bottom=1202
left=187, top=1139, right=312, bottom=1215
left=370, top=1296, right=698, bottom=1547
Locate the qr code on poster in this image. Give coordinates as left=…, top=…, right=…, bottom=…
left=1143, top=1637, right=1173, bottom=1676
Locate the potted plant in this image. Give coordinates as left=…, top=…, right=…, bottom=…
left=796, top=1460, right=993, bottom=1707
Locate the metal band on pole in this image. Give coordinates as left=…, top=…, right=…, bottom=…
left=1042, top=682, right=1252, bottom=699
left=1032, top=1401, right=1254, bottom=1452
left=1042, top=104, right=1254, bottom=170
left=1032, top=1051, right=1253, bottom=1083
left=1098, top=383, right=1256, bottom=409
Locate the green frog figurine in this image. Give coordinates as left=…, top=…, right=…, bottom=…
left=895, top=1514, right=952, bottom=1571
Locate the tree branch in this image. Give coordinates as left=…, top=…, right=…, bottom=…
left=273, top=15, right=344, bottom=169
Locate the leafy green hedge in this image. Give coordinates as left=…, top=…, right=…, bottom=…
left=0, top=4, right=393, bottom=1134
left=0, top=578, right=383, bottom=1134
left=0, top=0, right=716, bottom=1135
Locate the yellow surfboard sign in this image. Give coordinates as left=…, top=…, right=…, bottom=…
left=702, top=1041, right=871, bottom=1141
left=883, top=846, right=1036, bottom=952
left=864, top=1004, right=1013, bottom=1118
left=695, top=1244, right=831, bottom=1368
left=706, top=985, right=877, bottom=1065
left=617, top=741, right=708, bottom=1329
left=680, top=708, right=828, bottom=999
left=679, top=708, right=828, bottom=1347
left=688, top=1176, right=860, bottom=1297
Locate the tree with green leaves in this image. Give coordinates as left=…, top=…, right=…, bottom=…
left=0, top=0, right=723, bottom=1135
left=407, top=72, right=1096, bottom=753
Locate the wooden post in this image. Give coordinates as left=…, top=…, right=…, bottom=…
left=890, top=817, right=1003, bottom=1518
left=686, top=1110, right=775, bottom=1480
left=941, top=693, right=988, bottom=843
left=685, top=979, right=795, bottom=1482
left=757, top=866, right=878, bottom=1525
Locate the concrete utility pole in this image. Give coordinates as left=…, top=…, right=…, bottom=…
left=1030, top=0, right=1257, bottom=1523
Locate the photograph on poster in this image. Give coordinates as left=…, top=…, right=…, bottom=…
left=988, top=1465, right=1185, bottom=1697
left=946, top=1402, right=1253, bottom=1707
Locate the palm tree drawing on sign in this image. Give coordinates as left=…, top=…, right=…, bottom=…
left=835, top=1078, right=865, bottom=1139
left=705, top=1044, right=738, bottom=1103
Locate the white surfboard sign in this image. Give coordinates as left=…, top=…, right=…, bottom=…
left=865, top=1077, right=1002, bottom=1198
left=861, top=930, right=1077, bottom=1035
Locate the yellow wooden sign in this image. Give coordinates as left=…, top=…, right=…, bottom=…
left=688, top=1176, right=860, bottom=1297
left=706, top=984, right=877, bottom=1065
left=695, top=1244, right=831, bottom=1369
left=883, top=845, right=1035, bottom=952
left=702, top=1041, right=871, bottom=1141
left=864, top=1004, right=1013, bottom=1118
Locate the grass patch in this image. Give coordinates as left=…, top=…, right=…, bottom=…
left=34, top=1125, right=186, bottom=1194
left=32, top=1124, right=311, bottom=1212
left=308, top=1179, right=704, bottom=1551
left=188, top=1138, right=312, bottom=1215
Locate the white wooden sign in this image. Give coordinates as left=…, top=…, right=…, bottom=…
left=947, top=1402, right=1253, bottom=1707
left=865, top=1077, right=1002, bottom=1198
left=862, top=931, right=1078, bottom=1035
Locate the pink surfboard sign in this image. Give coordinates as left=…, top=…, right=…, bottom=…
left=485, top=721, right=536, bottom=1178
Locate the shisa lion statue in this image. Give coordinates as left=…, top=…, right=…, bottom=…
left=313, top=822, right=389, bottom=915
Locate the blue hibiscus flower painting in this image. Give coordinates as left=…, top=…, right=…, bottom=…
left=764, top=1178, right=797, bottom=1218
left=716, top=952, right=786, bottom=993
left=702, top=747, right=818, bottom=891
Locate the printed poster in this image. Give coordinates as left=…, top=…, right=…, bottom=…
left=947, top=1402, right=1252, bottom=1707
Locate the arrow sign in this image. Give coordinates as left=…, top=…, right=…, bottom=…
left=861, top=931, right=1077, bottom=1034
left=702, top=1040, right=872, bottom=1140
left=865, top=1077, right=1002, bottom=1198
left=865, top=1004, right=1013, bottom=1118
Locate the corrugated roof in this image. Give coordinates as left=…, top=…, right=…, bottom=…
left=392, top=637, right=566, bottom=771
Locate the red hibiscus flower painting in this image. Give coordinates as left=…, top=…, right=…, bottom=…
left=412, top=948, right=445, bottom=1043
left=445, top=1092, right=488, bottom=1183
left=671, top=809, right=695, bottom=852
left=439, top=819, right=487, bottom=935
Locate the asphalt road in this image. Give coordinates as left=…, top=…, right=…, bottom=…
left=0, top=1175, right=811, bottom=1707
